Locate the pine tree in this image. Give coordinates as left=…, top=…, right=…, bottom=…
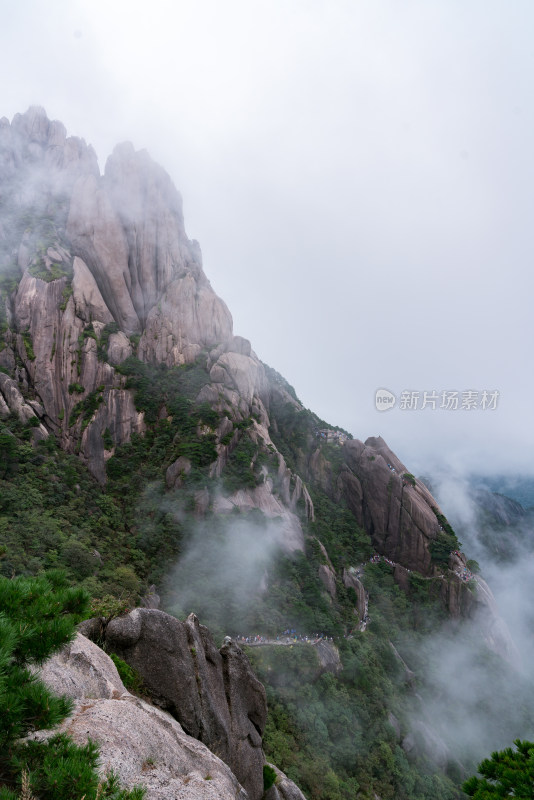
left=463, top=739, right=534, bottom=799
left=0, top=571, right=145, bottom=799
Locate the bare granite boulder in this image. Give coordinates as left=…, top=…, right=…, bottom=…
left=38, top=633, right=248, bottom=800
left=104, top=608, right=267, bottom=800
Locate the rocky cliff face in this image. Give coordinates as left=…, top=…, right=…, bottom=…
left=0, top=107, right=315, bottom=563
left=301, top=435, right=446, bottom=577
left=338, top=436, right=441, bottom=575
left=0, top=109, right=257, bottom=480
left=304, top=435, right=517, bottom=658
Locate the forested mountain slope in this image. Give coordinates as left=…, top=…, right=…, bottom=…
left=1, top=107, right=532, bottom=800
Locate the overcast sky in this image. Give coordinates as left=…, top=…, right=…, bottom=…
left=1, top=0, right=533, bottom=478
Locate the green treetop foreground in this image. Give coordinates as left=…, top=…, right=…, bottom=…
left=463, top=740, right=534, bottom=799
left=0, top=571, right=145, bottom=800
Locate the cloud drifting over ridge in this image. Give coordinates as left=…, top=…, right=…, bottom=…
left=1, top=0, right=533, bottom=475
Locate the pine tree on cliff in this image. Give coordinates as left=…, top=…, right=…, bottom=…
left=0, top=571, right=145, bottom=800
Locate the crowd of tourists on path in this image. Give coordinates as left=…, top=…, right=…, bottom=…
left=454, top=565, right=476, bottom=582
left=367, top=553, right=412, bottom=572
left=368, top=551, right=476, bottom=583
left=236, top=549, right=477, bottom=648
left=234, top=628, right=353, bottom=645
left=235, top=631, right=335, bottom=645
left=451, top=550, right=477, bottom=583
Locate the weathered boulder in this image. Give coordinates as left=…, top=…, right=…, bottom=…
left=0, top=371, right=38, bottom=423
left=104, top=608, right=267, bottom=800
left=314, top=640, right=342, bottom=675
left=38, top=633, right=249, bottom=800
left=40, top=630, right=124, bottom=701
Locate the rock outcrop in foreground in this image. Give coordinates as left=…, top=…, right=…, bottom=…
left=39, top=633, right=248, bottom=800
left=103, top=609, right=267, bottom=800
left=40, top=629, right=306, bottom=800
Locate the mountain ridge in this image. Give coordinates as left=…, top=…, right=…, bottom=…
left=1, top=106, right=529, bottom=800
left=0, top=104, right=515, bottom=656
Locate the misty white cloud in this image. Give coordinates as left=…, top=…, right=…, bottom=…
left=400, top=471, right=534, bottom=766
left=430, top=472, right=534, bottom=665
left=161, top=508, right=287, bottom=635
left=1, top=0, right=533, bottom=475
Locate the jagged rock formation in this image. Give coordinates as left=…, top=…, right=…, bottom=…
left=94, top=608, right=267, bottom=800
left=39, top=629, right=307, bottom=800
left=301, top=432, right=450, bottom=577
left=0, top=107, right=311, bottom=551
left=0, top=106, right=461, bottom=577
left=38, top=633, right=249, bottom=800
